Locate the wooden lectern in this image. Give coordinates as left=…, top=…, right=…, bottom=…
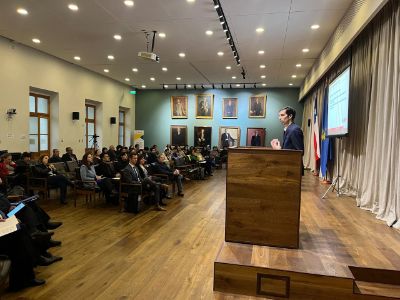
left=225, top=147, right=302, bottom=248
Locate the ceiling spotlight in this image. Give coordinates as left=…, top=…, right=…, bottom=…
left=150, top=77, right=155, bottom=81
left=201, top=84, right=204, bottom=89
left=132, top=68, right=138, bottom=72
left=124, top=0, right=134, bottom=7
left=162, top=84, right=165, bottom=90
left=311, top=24, right=320, bottom=30
left=212, top=84, right=215, bottom=89
left=107, top=55, right=114, bottom=60
left=176, top=84, right=178, bottom=90
left=176, top=77, right=181, bottom=81
left=68, top=4, right=79, bottom=11
left=125, top=78, right=130, bottom=82
left=254, top=83, right=257, bottom=88
left=261, top=75, right=266, bottom=79
left=194, top=85, right=197, bottom=90
left=187, top=0, right=195, bottom=3
left=141, top=85, right=146, bottom=88
left=213, top=0, right=219, bottom=9
left=236, top=84, right=240, bottom=87
left=187, top=84, right=192, bottom=88
left=296, top=64, right=302, bottom=67
left=260, top=65, right=266, bottom=69
left=179, top=52, right=186, bottom=58
left=205, top=30, right=213, bottom=36
left=74, top=56, right=81, bottom=61
left=222, top=24, right=228, bottom=32
left=221, top=84, right=224, bottom=89
left=232, top=76, right=236, bottom=79
left=114, top=34, right=122, bottom=40
left=226, top=32, right=231, bottom=40
left=184, top=84, right=187, bottom=89
left=217, top=51, right=224, bottom=56
left=104, top=69, right=109, bottom=73
left=243, top=84, right=245, bottom=89
left=158, top=32, right=166, bottom=38
left=262, top=83, right=267, bottom=86
left=258, top=50, right=265, bottom=55
left=256, top=27, right=264, bottom=33
left=302, top=48, right=310, bottom=53
left=220, top=19, right=225, bottom=25
left=230, top=84, right=232, bottom=89
left=291, top=75, right=297, bottom=78
left=226, top=66, right=231, bottom=70
left=32, top=38, right=41, bottom=44
left=165, top=85, right=169, bottom=88
left=162, top=67, right=168, bottom=71
left=289, top=83, right=293, bottom=86
left=17, top=8, right=28, bottom=15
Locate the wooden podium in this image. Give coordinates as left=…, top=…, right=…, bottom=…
left=225, top=147, right=302, bottom=248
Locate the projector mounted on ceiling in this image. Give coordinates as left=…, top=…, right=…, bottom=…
left=138, top=30, right=160, bottom=63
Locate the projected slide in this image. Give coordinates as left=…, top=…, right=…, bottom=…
left=328, top=67, right=350, bottom=136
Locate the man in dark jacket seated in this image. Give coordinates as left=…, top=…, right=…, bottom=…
left=61, top=147, right=78, bottom=162
left=151, top=154, right=184, bottom=196
left=49, top=149, right=63, bottom=163
left=95, top=153, right=117, bottom=178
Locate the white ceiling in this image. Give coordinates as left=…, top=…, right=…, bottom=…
left=0, top=0, right=354, bottom=89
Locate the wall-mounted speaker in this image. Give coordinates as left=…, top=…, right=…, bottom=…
left=308, top=119, right=311, bottom=127
left=72, top=112, right=79, bottom=120
left=110, top=117, right=116, bottom=124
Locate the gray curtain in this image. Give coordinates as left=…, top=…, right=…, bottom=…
left=302, top=0, right=400, bottom=228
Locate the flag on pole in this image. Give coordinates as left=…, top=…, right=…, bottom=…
left=313, top=96, right=321, bottom=174
left=320, top=87, right=333, bottom=178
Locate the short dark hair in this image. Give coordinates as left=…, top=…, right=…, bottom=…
left=128, top=152, right=137, bottom=159
left=22, top=152, right=31, bottom=158
left=280, top=106, right=296, bottom=121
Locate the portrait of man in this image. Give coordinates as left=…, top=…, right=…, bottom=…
left=219, top=126, right=240, bottom=148
left=171, top=96, right=188, bottom=118
left=249, top=95, right=266, bottom=118
left=246, top=128, right=266, bottom=147
left=196, top=94, right=213, bottom=119
left=194, top=127, right=212, bottom=147
left=223, top=98, right=238, bottom=119
left=171, top=125, right=187, bottom=146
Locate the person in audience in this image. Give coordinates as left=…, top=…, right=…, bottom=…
left=108, top=145, right=117, bottom=161
left=61, top=147, right=78, bottom=162
left=121, top=153, right=166, bottom=211
left=93, top=149, right=102, bottom=165
left=80, top=152, right=115, bottom=204
left=151, top=154, right=184, bottom=196
left=146, top=147, right=158, bottom=164
left=49, top=149, right=63, bottom=163
left=14, top=152, right=32, bottom=186
left=114, top=152, right=129, bottom=173
left=0, top=153, right=16, bottom=183
left=134, top=144, right=140, bottom=153
left=100, top=147, right=108, bottom=158
left=96, top=153, right=117, bottom=178
left=33, top=155, right=71, bottom=204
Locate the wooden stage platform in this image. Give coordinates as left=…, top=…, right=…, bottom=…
left=214, top=173, right=400, bottom=299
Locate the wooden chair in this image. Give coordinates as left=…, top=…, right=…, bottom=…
left=66, top=160, right=79, bottom=180
left=27, top=166, right=50, bottom=201
left=73, top=168, right=99, bottom=207
left=147, top=164, right=177, bottom=196
left=118, top=179, right=143, bottom=213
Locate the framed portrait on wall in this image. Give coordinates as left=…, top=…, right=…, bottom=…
left=194, top=126, right=212, bottom=147
left=219, top=126, right=240, bottom=148
left=246, top=128, right=266, bottom=147
left=249, top=95, right=266, bottom=118
left=222, top=98, right=238, bottom=119
left=170, top=96, right=188, bottom=118
left=170, top=125, right=187, bottom=146
left=196, top=94, right=214, bottom=119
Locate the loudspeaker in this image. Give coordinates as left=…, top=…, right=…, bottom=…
left=110, top=117, right=116, bottom=124
left=308, top=119, right=311, bottom=127
left=72, top=112, right=79, bottom=120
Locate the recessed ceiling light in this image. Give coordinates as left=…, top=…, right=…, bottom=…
left=226, top=66, right=231, bottom=70
left=68, top=4, right=79, bottom=11
left=296, top=64, right=302, bottom=67
left=176, top=77, right=182, bottom=81
left=104, top=69, right=109, bottom=73
left=158, top=33, right=166, bottom=38
left=162, top=67, right=168, bottom=71
left=311, top=24, right=320, bottom=30
left=107, top=55, right=114, bottom=60
left=256, top=27, right=264, bottom=33
left=132, top=68, right=138, bottom=72
left=114, top=34, right=122, bottom=40
left=258, top=50, right=265, bottom=55
left=125, top=78, right=130, bottom=81
left=124, top=0, right=134, bottom=7
left=179, top=53, right=186, bottom=58
left=187, top=0, right=195, bottom=2
left=141, top=85, right=146, bottom=88
left=291, top=75, right=297, bottom=78
left=187, top=84, right=192, bottom=88
left=261, top=75, right=266, bottom=79
left=217, top=51, right=224, bottom=56
left=32, top=38, right=41, bottom=44
left=262, top=83, right=267, bottom=86
left=17, top=8, right=28, bottom=15
left=289, top=83, right=293, bottom=86
left=205, top=30, right=213, bottom=36
left=232, top=76, right=236, bottom=79
left=164, top=85, right=169, bottom=88
left=236, top=84, right=240, bottom=87
left=150, top=77, right=155, bottom=81
left=302, top=48, right=309, bottom=53
left=260, top=65, right=266, bottom=69
left=74, top=56, right=81, bottom=61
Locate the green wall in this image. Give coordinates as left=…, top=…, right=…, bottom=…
left=135, top=88, right=302, bottom=148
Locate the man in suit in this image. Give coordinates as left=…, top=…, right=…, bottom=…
left=121, top=153, right=165, bottom=211
left=251, top=130, right=262, bottom=146
left=151, top=154, right=184, bottom=196
left=61, top=147, right=78, bottom=162
left=224, top=99, right=235, bottom=117
left=271, top=106, right=304, bottom=151
left=221, top=129, right=234, bottom=148
left=172, top=127, right=186, bottom=146
left=174, top=98, right=186, bottom=116
left=49, top=149, right=63, bottom=163
left=251, top=98, right=263, bottom=116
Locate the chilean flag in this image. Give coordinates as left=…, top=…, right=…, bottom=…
left=313, top=98, right=321, bottom=169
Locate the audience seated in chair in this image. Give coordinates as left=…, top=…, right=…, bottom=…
left=48, top=149, right=63, bottom=163
left=151, top=153, right=184, bottom=197
left=61, top=147, right=78, bottom=162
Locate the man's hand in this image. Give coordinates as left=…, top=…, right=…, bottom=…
left=270, top=139, right=282, bottom=150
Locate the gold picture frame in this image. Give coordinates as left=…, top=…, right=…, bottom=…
left=170, top=96, right=188, bottom=119
left=249, top=95, right=267, bottom=118
left=196, top=94, right=214, bottom=119
left=222, top=98, right=238, bottom=119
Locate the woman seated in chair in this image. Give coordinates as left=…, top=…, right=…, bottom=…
left=33, top=155, right=71, bottom=204
left=80, top=152, right=115, bottom=204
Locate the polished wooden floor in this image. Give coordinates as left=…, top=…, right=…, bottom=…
left=3, top=169, right=400, bottom=299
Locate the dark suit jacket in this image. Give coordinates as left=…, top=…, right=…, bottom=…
left=121, top=164, right=142, bottom=184
left=282, top=123, right=304, bottom=151
left=95, top=162, right=116, bottom=178
left=62, top=153, right=78, bottom=162
left=221, top=133, right=234, bottom=148
left=251, top=135, right=261, bottom=146
left=151, top=162, right=173, bottom=179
